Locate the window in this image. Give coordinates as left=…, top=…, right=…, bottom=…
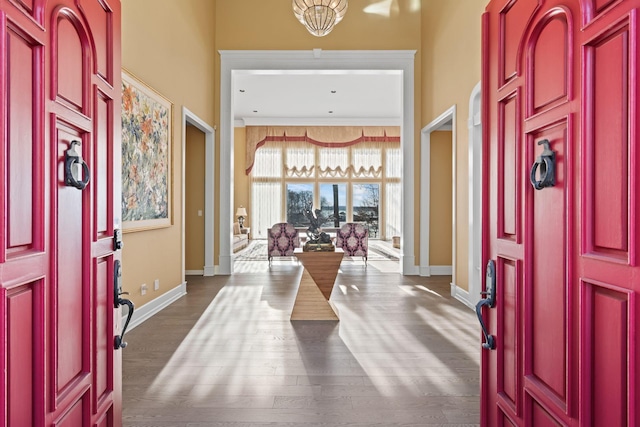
left=250, top=141, right=400, bottom=239
left=319, top=183, right=347, bottom=228
left=250, top=147, right=282, bottom=239
left=286, top=183, right=314, bottom=227
left=352, top=183, right=380, bottom=237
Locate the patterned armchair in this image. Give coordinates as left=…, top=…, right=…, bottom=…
left=336, top=222, right=369, bottom=263
left=267, top=223, right=301, bottom=263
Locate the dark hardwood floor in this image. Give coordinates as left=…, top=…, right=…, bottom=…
left=123, top=259, right=480, bottom=426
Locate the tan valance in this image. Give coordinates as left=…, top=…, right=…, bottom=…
left=245, top=126, right=400, bottom=174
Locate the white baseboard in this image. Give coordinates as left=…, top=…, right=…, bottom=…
left=218, top=255, right=232, bottom=275
left=125, top=282, right=187, bottom=331
left=401, top=255, right=419, bottom=275
left=203, top=265, right=215, bottom=276
left=450, top=282, right=474, bottom=310
left=419, top=265, right=453, bottom=277
left=185, top=270, right=203, bottom=276
left=430, top=265, right=453, bottom=275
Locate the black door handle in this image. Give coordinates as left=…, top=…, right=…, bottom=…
left=476, top=260, right=496, bottom=350
left=113, top=260, right=134, bottom=349
left=64, top=140, right=91, bottom=190
left=529, top=139, right=556, bottom=190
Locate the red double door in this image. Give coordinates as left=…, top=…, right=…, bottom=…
left=482, top=0, right=639, bottom=425
left=1, top=0, right=123, bottom=426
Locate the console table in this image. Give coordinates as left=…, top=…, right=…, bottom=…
left=291, top=248, right=343, bottom=321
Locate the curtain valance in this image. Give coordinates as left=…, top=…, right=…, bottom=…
left=245, top=126, right=400, bottom=174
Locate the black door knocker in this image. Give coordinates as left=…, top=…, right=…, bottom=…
left=529, top=139, right=556, bottom=190
left=64, top=140, right=90, bottom=190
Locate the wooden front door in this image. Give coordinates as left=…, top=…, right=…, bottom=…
left=1, top=0, right=123, bottom=425
left=481, top=0, right=640, bottom=425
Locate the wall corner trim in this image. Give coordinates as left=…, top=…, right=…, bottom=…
left=125, top=282, right=188, bottom=331
left=450, top=282, right=474, bottom=310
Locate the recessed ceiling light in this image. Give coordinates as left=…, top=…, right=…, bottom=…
left=328, top=111, right=334, bottom=114
left=253, top=110, right=258, bottom=113
left=239, top=89, right=245, bottom=92
left=330, top=90, right=337, bottom=94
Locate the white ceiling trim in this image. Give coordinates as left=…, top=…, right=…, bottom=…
left=238, top=117, right=403, bottom=127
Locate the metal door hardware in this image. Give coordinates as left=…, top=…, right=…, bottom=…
left=476, top=259, right=496, bottom=350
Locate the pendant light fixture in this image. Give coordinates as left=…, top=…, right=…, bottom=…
left=292, top=0, right=348, bottom=37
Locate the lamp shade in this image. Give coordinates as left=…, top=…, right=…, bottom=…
left=236, top=207, right=247, bottom=217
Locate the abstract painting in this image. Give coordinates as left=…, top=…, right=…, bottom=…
left=121, top=69, right=172, bottom=232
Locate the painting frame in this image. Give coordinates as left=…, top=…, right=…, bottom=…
left=121, top=69, right=173, bottom=232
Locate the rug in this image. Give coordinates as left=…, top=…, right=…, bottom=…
left=234, top=240, right=399, bottom=261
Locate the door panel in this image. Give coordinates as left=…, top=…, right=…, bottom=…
left=498, top=0, right=542, bottom=86
left=530, top=13, right=569, bottom=113
left=50, top=12, right=89, bottom=114
left=529, top=399, right=562, bottom=427
left=93, top=256, right=112, bottom=407
left=497, top=256, right=521, bottom=415
left=589, top=0, right=622, bottom=18
left=581, top=280, right=630, bottom=426
left=54, top=127, right=88, bottom=401
left=526, top=122, right=568, bottom=411
left=1, top=0, right=122, bottom=425
left=78, top=0, right=112, bottom=82
left=95, top=92, right=111, bottom=236
left=5, top=26, right=43, bottom=258
left=7, top=29, right=35, bottom=250
left=498, top=92, right=520, bottom=241
left=7, top=283, right=37, bottom=427
left=55, top=398, right=85, bottom=427
left=584, top=21, right=631, bottom=261
left=483, top=0, right=640, bottom=426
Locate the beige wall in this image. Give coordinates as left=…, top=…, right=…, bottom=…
left=215, top=1, right=421, bottom=49
left=429, top=131, right=453, bottom=266
left=421, top=0, right=485, bottom=290
left=121, top=0, right=216, bottom=306
left=185, top=125, right=206, bottom=271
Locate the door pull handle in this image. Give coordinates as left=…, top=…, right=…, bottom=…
left=115, top=298, right=134, bottom=349
left=113, top=260, right=134, bottom=350
left=64, top=140, right=91, bottom=190
left=476, top=260, right=496, bottom=350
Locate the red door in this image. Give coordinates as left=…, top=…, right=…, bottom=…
left=481, top=0, right=640, bottom=425
left=1, top=0, right=122, bottom=426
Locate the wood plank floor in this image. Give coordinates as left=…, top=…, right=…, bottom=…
left=123, top=259, right=480, bottom=426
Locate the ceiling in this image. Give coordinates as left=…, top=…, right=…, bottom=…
left=232, top=70, right=403, bottom=127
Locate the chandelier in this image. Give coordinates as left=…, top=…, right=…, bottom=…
left=292, top=0, right=348, bottom=37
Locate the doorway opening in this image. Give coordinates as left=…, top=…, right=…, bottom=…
left=185, top=124, right=206, bottom=274
left=419, top=106, right=456, bottom=291
left=219, top=50, right=417, bottom=275
left=181, top=107, right=215, bottom=278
